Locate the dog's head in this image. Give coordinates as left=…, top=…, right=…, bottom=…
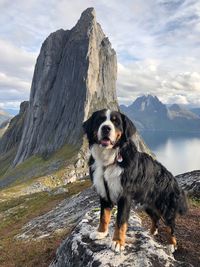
left=83, top=109, right=136, bottom=149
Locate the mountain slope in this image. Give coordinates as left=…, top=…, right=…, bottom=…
left=190, top=108, right=200, bottom=117
left=0, top=109, right=12, bottom=125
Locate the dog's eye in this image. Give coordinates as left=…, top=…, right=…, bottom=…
left=111, top=116, right=120, bottom=125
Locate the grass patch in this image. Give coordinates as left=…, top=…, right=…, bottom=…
left=0, top=231, right=69, bottom=267
left=0, top=179, right=91, bottom=267
left=0, top=148, right=16, bottom=178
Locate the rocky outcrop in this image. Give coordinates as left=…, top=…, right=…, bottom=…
left=15, top=187, right=191, bottom=267
left=0, top=101, right=28, bottom=154
left=176, top=170, right=200, bottom=198
left=16, top=187, right=97, bottom=240
left=50, top=210, right=188, bottom=267
left=13, top=8, right=118, bottom=166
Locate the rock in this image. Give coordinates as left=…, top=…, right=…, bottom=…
left=52, top=187, right=69, bottom=195
left=49, top=190, right=189, bottom=267
left=13, top=7, right=118, bottom=166
left=15, top=185, right=193, bottom=266
left=176, top=170, right=200, bottom=198
left=16, top=188, right=98, bottom=240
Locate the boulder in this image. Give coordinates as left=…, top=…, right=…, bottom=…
left=176, top=170, right=200, bottom=198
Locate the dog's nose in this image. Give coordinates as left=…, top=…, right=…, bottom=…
left=102, top=125, right=111, bottom=134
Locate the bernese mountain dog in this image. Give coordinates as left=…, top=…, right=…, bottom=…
left=83, top=109, right=188, bottom=253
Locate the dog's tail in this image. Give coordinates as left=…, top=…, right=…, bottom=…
left=178, top=189, right=188, bottom=215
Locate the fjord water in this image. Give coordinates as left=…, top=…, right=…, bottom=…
left=141, top=131, right=200, bottom=175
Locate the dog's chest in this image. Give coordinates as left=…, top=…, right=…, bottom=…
left=91, top=145, right=123, bottom=203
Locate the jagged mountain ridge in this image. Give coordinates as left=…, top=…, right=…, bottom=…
left=13, top=8, right=118, bottom=166
left=120, top=95, right=200, bottom=131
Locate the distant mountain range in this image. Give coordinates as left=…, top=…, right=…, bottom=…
left=120, top=95, right=200, bottom=132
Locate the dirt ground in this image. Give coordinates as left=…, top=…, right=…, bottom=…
left=139, top=200, right=200, bottom=267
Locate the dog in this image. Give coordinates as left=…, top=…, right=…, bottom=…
left=83, top=109, right=188, bottom=253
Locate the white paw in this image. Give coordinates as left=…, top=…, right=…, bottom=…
left=110, top=241, right=125, bottom=253
left=90, top=230, right=108, bottom=240
left=168, top=244, right=177, bottom=254
left=153, top=229, right=158, bottom=236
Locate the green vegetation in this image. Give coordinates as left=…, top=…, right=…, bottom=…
left=0, top=179, right=91, bottom=267
left=189, top=197, right=200, bottom=207
left=0, top=144, right=78, bottom=186
left=0, top=148, right=16, bottom=178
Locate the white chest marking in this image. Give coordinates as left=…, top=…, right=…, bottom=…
left=91, top=144, right=123, bottom=203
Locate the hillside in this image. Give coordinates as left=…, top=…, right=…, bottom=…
left=0, top=108, right=12, bottom=125
left=121, top=95, right=200, bottom=132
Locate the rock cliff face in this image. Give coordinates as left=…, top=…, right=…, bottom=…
left=13, top=8, right=118, bottom=165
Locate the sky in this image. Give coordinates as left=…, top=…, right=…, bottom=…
left=0, top=0, right=200, bottom=111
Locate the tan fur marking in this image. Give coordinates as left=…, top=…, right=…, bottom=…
left=113, top=223, right=127, bottom=246
left=170, top=236, right=177, bottom=247
left=115, top=130, right=122, bottom=142
left=166, top=227, right=177, bottom=247
left=98, top=208, right=111, bottom=232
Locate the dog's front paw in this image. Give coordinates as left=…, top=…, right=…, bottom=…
left=110, top=240, right=125, bottom=253
left=167, top=244, right=177, bottom=254
left=150, top=228, right=158, bottom=236
left=90, top=230, right=108, bottom=240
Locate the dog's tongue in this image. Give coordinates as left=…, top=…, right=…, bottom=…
left=101, top=139, right=111, bottom=146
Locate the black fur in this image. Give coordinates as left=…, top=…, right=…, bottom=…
left=83, top=109, right=188, bottom=243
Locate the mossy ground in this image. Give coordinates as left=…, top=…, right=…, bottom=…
left=0, top=179, right=91, bottom=267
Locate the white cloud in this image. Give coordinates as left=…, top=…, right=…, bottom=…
left=0, top=0, right=200, bottom=110
left=117, top=61, right=200, bottom=106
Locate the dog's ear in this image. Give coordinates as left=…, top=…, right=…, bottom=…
left=82, top=112, right=97, bottom=141
left=83, top=115, right=93, bottom=137
left=121, top=113, right=136, bottom=141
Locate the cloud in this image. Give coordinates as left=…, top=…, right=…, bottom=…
left=0, top=39, right=35, bottom=108
left=117, top=62, right=200, bottom=106
left=0, top=0, right=200, bottom=110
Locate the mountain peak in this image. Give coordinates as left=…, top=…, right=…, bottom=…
left=129, top=94, right=167, bottom=114
left=12, top=7, right=118, bottom=166
left=72, top=7, right=99, bottom=38
left=80, top=7, right=96, bottom=20
left=169, top=104, right=182, bottom=112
